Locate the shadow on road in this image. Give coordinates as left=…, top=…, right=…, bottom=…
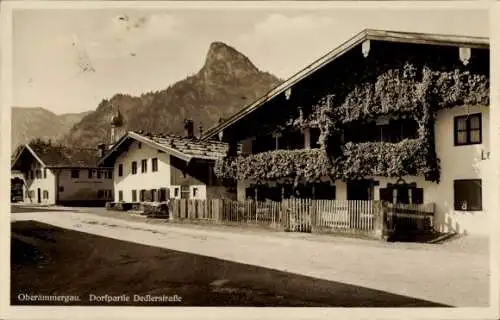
left=11, top=220, right=451, bottom=307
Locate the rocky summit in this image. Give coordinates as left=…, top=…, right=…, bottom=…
left=60, top=42, right=282, bottom=148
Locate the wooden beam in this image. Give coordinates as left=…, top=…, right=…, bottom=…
left=303, top=128, right=311, bottom=149
left=362, top=40, right=370, bottom=58
left=459, top=47, right=471, bottom=66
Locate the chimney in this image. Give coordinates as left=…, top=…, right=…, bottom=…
left=97, top=143, right=106, bottom=158
left=184, top=119, right=194, bottom=138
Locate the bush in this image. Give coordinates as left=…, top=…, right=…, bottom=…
left=143, top=202, right=169, bottom=218
left=105, top=202, right=116, bottom=210
left=114, top=202, right=133, bottom=211
left=131, top=202, right=142, bottom=211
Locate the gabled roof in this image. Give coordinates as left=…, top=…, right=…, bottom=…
left=11, top=143, right=105, bottom=169
left=200, top=28, right=489, bottom=140
left=98, top=131, right=229, bottom=165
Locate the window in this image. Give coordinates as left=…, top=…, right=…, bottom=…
left=411, top=188, right=424, bottom=205
left=43, top=168, right=47, bottom=179
left=181, top=185, right=190, bottom=199
left=454, top=113, right=482, bottom=146
left=140, top=189, right=146, bottom=202
left=152, top=158, right=158, bottom=172
left=88, top=169, right=93, bottom=179
left=159, top=188, right=169, bottom=202
left=118, top=190, right=123, bottom=202
left=252, top=134, right=277, bottom=154
left=59, top=186, right=64, bottom=192
left=97, top=190, right=104, bottom=198
left=138, top=142, right=142, bottom=149
left=35, top=169, right=41, bottom=179
left=192, top=187, right=198, bottom=198
left=131, top=161, right=138, bottom=175
left=30, top=170, right=34, bottom=180
left=151, top=189, right=157, bottom=202
left=43, top=190, right=49, bottom=199
left=108, top=170, right=113, bottom=179
left=97, top=170, right=102, bottom=179
left=141, top=159, right=147, bottom=173
left=379, top=188, right=393, bottom=203
left=174, top=187, right=180, bottom=198
left=454, top=179, right=482, bottom=211
left=71, top=169, right=80, bottom=179
left=310, top=128, right=321, bottom=149
left=279, top=130, right=305, bottom=150
left=379, top=185, right=424, bottom=205
left=132, top=190, right=137, bottom=202
left=118, top=164, right=123, bottom=177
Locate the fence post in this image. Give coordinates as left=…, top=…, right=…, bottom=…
left=280, top=199, right=287, bottom=231
left=373, top=201, right=388, bottom=240
left=217, top=199, right=224, bottom=222
left=169, top=199, right=176, bottom=221
left=310, top=199, right=317, bottom=232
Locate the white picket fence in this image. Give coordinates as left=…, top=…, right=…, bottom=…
left=166, top=198, right=434, bottom=237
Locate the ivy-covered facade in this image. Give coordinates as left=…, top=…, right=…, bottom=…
left=206, top=30, right=490, bottom=235
left=215, top=64, right=488, bottom=184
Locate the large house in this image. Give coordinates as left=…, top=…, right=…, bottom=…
left=201, top=29, right=490, bottom=236
left=97, top=120, right=229, bottom=202
left=11, top=142, right=114, bottom=206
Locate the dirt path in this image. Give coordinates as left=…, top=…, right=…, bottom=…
left=11, top=210, right=490, bottom=307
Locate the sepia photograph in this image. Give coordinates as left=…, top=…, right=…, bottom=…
left=1, top=1, right=499, bottom=319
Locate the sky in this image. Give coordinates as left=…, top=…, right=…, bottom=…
left=11, top=5, right=489, bottom=115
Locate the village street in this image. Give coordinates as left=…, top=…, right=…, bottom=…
left=11, top=206, right=489, bottom=307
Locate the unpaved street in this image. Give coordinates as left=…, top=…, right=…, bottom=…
left=11, top=208, right=490, bottom=307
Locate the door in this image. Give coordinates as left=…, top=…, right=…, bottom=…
left=37, top=188, right=41, bottom=203
left=347, top=180, right=374, bottom=228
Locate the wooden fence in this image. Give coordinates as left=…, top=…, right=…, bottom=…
left=168, top=199, right=435, bottom=238
left=385, top=202, right=435, bottom=234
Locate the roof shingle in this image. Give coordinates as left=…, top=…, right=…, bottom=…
left=28, top=144, right=102, bottom=167
left=133, top=131, right=229, bottom=161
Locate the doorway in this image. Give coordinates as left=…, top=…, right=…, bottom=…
left=347, top=180, right=373, bottom=200
left=347, top=180, right=374, bottom=228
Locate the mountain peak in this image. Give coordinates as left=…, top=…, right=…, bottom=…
left=201, top=41, right=260, bottom=84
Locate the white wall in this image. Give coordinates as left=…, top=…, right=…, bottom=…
left=432, top=105, right=490, bottom=235
left=18, top=162, right=114, bottom=205
left=22, top=163, right=56, bottom=205
left=56, top=168, right=114, bottom=202
left=114, top=140, right=171, bottom=202
left=368, top=105, right=490, bottom=235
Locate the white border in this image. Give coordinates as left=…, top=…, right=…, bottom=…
left=1, top=1, right=499, bottom=320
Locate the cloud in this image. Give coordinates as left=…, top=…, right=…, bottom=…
left=84, top=13, right=183, bottom=59
left=234, top=14, right=355, bottom=78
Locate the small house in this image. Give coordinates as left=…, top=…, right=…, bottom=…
left=97, top=121, right=229, bottom=203
left=11, top=142, right=114, bottom=206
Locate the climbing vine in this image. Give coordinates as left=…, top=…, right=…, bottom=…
left=215, top=62, right=488, bottom=183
